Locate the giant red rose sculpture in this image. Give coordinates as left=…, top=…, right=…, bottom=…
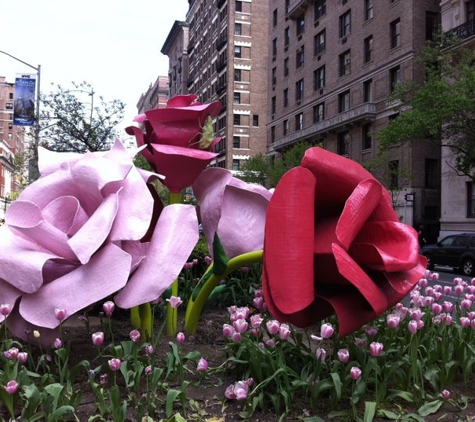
left=126, top=94, right=222, bottom=193
left=262, top=147, right=426, bottom=336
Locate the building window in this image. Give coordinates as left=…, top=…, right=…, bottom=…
left=283, top=88, right=289, bottom=107
left=233, top=114, right=241, bottom=125
left=233, top=136, right=241, bottom=148
left=272, top=67, right=277, bottom=85
left=364, top=79, right=373, bottom=102
left=9, top=93, right=13, bottom=100
left=253, top=115, right=259, bottom=126
left=8, top=123, right=13, bottom=130
left=364, top=35, right=373, bottom=63
left=314, top=65, right=325, bottom=90
left=338, top=90, right=350, bottom=112
left=296, top=79, right=304, bottom=101
left=272, top=96, right=276, bottom=114
left=236, top=0, right=242, bottom=12
left=272, top=38, right=277, bottom=57
left=468, top=1, right=475, bottom=21
left=234, top=69, right=242, bottom=81
left=467, top=182, right=475, bottom=218
left=365, top=0, right=373, bottom=20
left=5, top=103, right=13, bottom=110
left=425, top=159, right=439, bottom=189
left=284, top=26, right=290, bottom=47
left=296, top=46, right=305, bottom=68
left=283, top=119, right=289, bottom=136
left=232, top=159, right=240, bottom=171
left=234, top=46, right=242, bottom=58
left=425, top=12, right=438, bottom=41
left=390, top=65, right=401, bottom=91
left=389, top=160, right=399, bottom=188
left=295, top=112, right=303, bottom=131
left=362, top=123, right=372, bottom=150
left=390, top=18, right=401, bottom=48
left=273, top=8, right=278, bottom=26
left=284, top=58, right=289, bottom=77
left=9, top=114, right=13, bottom=121
left=337, top=131, right=349, bottom=155
left=297, top=14, right=305, bottom=36
left=339, top=50, right=351, bottom=77
left=271, top=126, right=276, bottom=142
left=340, top=10, right=351, bottom=38
left=235, top=23, right=242, bottom=35
left=314, top=0, right=326, bottom=20
left=314, top=29, right=326, bottom=55
left=313, top=102, right=325, bottom=123
left=234, top=92, right=241, bottom=104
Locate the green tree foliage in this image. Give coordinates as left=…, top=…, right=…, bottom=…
left=238, top=142, right=313, bottom=188
left=39, top=81, right=125, bottom=153
left=377, top=39, right=475, bottom=180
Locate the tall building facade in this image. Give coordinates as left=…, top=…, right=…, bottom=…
left=184, top=0, right=269, bottom=171
left=268, top=0, right=441, bottom=241
left=161, top=20, right=190, bottom=98
left=0, top=76, right=25, bottom=216
left=439, top=0, right=475, bottom=238
left=137, top=75, right=169, bottom=114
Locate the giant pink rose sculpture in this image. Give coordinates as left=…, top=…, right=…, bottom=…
left=126, top=94, right=222, bottom=193
left=262, top=147, right=426, bottom=336
left=193, top=167, right=273, bottom=260
left=0, top=140, right=199, bottom=344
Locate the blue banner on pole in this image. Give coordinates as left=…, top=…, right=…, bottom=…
left=13, top=73, right=36, bottom=126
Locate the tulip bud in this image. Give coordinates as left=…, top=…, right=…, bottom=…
left=337, top=348, right=350, bottom=363
left=350, top=367, right=362, bottom=380
left=320, top=322, right=334, bottom=339
left=108, top=358, right=122, bottom=371
left=197, top=358, right=208, bottom=372
left=0, top=303, right=12, bottom=317
left=53, top=338, right=63, bottom=349
left=129, top=329, right=141, bottom=342
left=176, top=332, right=186, bottom=344
left=92, top=331, right=105, bottom=346
left=103, top=301, right=115, bottom=317
left=4, top=380, right=19, bottom=395
left=167, top=296, right=183, bottom=308
left=266, top=320, right=280, bottom=335
left=369, top=342, right=384, bottom=357
left=17, top=352, right=28, bottom=364
left=54, top=308, right=67, bottom=321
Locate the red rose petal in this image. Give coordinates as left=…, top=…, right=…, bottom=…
left=263, top=167, right=316, bottom=315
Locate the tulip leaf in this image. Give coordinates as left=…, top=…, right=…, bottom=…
left=212, top=233, right=229, bottom=275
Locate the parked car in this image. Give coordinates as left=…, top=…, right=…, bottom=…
left=420, top=233, right=475, bottom=276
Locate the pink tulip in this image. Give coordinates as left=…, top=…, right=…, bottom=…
left=129, top=329, right=141, bottom=342
left=386, top=314, right=401, bottom=328
left=369, top=342, right=384, bottom=357
left=145, top=365, right=152, bottom=375
left=461, top=299, right=472, bottom=310
left=338, top=348, right=350, bottom=362
left=442, top=301, right=454, bottom=313
left=145, top=344, right=154, bottom=355
left=443, top=286, right=452, bottom=296
left=266, top=339, right=275, bottom=348
left=408, top=320, right=418, bottom=334
left=266, top=320, right=280, bottom=335
left=364, top=325, right=378, bottom=337
left=92, top=331, right=104, bottom=346
left=53, top=338, right=63, bottom=349
left=316, top=347, right=327, bottom=361
left=350, top=367, right=362, bottom=380
left=176, top=332, right=186, bottom=344
left=250, top=314, right=263, bottom=328
left=432, top=303, right=442, bottom=314
left=441, top=389, right=450, bottom=399
left=454, top=284, right=465, bottom=295
left=102, top=301, right=115, bottom=317
left=167, top=296, right=183, bottom=308
left=7, top=347, right=19, bottom=360
left=54, top=308, right=67, bottom=322
left=354, top=337, right=366, bottom=348
left=279, top=324, right=291, bottom=340
left=197, top=358, right=208, bottom=372
left=0, top=303, right=12, bottom=317
left=233, top=319, right=248, bottom=333
left=231, top=332, right=243, bottom=343
left=222, top=324, right=235, bottom=338
left=17, top=352, right=28, bottom=364
left=419, top=278, right=428, bottom=288
left=108, top=358, right=122, bottom=372
left=252, top=296, right=266, bottom=312
left=4, top=380, right=18, bottom=395
left=321, top=322, right=334, bottom=338
left=460, top=317, right=471, bottom=328
left=468, top=311, right=475, bottom=320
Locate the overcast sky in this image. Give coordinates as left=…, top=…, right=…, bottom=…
left=0, top=0, right=189, bottom=137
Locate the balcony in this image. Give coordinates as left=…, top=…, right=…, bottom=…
left=217, top=82, right=227, bottom=94
left=270, top=103, right=377, bottom=151
left=448, top=19, right=475, bottom=41
left=216, top=33, right=228, bottom=51
left=216, top=59, right=227, bottom=72
left=287, top=0, right=312, bottom=19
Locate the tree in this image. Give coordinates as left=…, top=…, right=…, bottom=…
left=238, top=142, right=314, bottom=188
left=377, top=38, right=475, bottom=180
left=39, top=81, right=125, bottom=153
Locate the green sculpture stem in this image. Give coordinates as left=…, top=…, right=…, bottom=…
left=184, top=250, right=263, bottom=334
left=166, top=191, right=182, bottom=336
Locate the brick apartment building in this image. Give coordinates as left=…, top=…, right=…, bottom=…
left=0, top=76, right=25, bottom=217
left=180, top=0, right=269, bottom=171
left=268, top=0, right=441, bottom=241
left=137, top=75, right=169, bottom=114
left=161, top=20, right=190, bottom=98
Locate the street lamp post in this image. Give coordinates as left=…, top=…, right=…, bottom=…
left=0, top=49, right=41, bottom=180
